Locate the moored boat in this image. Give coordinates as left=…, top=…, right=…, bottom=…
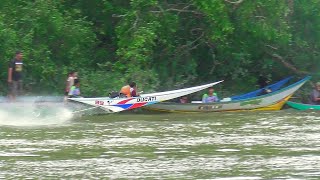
left=286, top=101, right=320, bottom=110
left=144, top=76, right=311, bottom=113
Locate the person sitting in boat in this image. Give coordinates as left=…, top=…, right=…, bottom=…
left=309, top=82, right=320, bottom=105
left=68, top=79, right=81, bottom=98
left=258, top=75, right=272, bottom=95
left=179, top=96, right=188, bottom=103
left=120, top=82, right=139, bottom=97
left=202, top=87, right=219, bottom=103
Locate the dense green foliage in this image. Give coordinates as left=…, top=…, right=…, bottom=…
left=0, top=0, right=319, bottom=96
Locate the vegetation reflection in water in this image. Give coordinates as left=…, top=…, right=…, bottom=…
left=0, top=110, right=320, bottom=179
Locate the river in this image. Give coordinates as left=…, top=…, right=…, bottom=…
left=0, top=109, right=319, bottom=179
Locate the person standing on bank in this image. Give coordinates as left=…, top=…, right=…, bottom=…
left=8, top=51, right=24, bottom=101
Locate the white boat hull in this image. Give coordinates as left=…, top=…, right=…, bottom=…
left=69, top=80, right=224, bottom=113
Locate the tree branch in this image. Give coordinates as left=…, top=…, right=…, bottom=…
left=265, top=45, right=309, bottom=75
left=224, top=0, right=244, bottom=4
left=150, top=8, right=203, bottom=15
left=112, top=14, right=127, bottom=18
left=265, top=44, right=278, bottom=50
left=225, top=0, right=245, bottom=11
left=150, top=3, right=202, bottom=15
left=255, top=16, right=266, bottom=20
left=177, top=31, right=205, bottom=54
left=127, top=13, right=139, bottom=32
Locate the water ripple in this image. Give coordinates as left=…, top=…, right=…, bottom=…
left=0, top=111, right=319, bottom=179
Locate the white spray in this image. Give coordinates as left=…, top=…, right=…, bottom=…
left=0, top=102, right=74, bottom=127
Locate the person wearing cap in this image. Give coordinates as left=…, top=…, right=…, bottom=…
left=202, top=87, right=219, bottom=103
left=309, top=82, right=320, bottom=105
left=8, top=51, right=24, bottom=101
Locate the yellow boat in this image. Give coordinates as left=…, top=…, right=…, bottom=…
left=145, top=76, right=310, bottom=113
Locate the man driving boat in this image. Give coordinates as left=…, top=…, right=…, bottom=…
left=120, top=82, right=139, bottom=97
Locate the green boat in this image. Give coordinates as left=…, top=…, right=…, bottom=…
left=286, top=101, right=320, bottom=110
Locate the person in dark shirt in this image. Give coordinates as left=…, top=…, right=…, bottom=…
left=258, top=75, right=272, bottom=95
left=309, top=82, right=320, bottom=105
left=258, top=75, right=269, bottom=89
left=129, top=82, right=139, bottom=97
left=8, top=51, right=24, bottom=101
left=179, top=96, right=189, bottom=103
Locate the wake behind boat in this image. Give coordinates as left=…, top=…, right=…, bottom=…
left=0, top=96, right=90, bottom=119
left=145, top=76, right=310, bottom=113
left=0, top=99, right=73, bottom=123
left=68, top=80, right=224, bottom=113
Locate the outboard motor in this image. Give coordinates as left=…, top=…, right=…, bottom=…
left=109, top=91, right=120, bottom=98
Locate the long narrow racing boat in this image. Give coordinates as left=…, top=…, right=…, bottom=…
left=68, top=80, right=224, bottom=113
left=286, top=101, right=320, bottom=110
left=144, top=76, right=310, bottom=113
